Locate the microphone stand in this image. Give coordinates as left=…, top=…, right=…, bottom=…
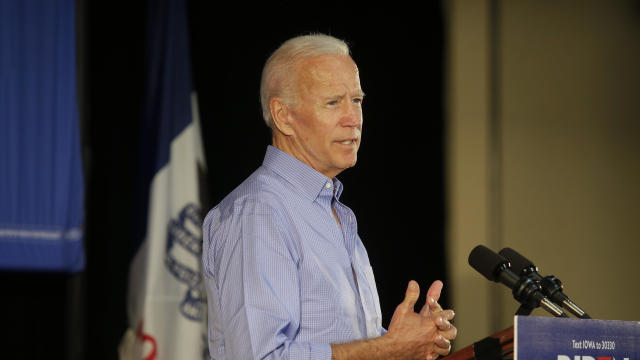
left=511, top=275, right=567, bottom=318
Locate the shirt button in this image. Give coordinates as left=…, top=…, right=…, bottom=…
left=325, top=182, right=332, bottom=189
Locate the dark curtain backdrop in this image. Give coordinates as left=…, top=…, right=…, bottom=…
left=2, top=1, right=446, bottom=359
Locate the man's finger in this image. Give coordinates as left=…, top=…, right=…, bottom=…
left=401, top=280, right=420, bottom=313
left=426, top=280, right=443, bottom=305
left=433, top=333, right=452, bottom=357
left=419, top=302, right=430, bottom=316
left=435, top=316, right=451, bottom=331
left=433, top=334, right=450, bottom=350
left=429, top=283, right=445, bottom=315
left=434, top=343, right=452, bottom=356
left=419, top=297, right=441, bottom=316
left=439, top=309, right=455, bottom=322
left=426, top=353, right=439, bottom=360
left=420, top=280, right=443, bottom=316
left=439, top=324, right=458, bottom=341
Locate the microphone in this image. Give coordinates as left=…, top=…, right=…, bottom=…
left=468, top=245, right=568, bottom=318
left=499, top=247, right=591, bottom=319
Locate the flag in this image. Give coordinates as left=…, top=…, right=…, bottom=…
left=118, top=0, right=208, bottom=358
left=0, top=0, right=85, bottom=272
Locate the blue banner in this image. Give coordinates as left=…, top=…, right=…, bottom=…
left=0, top=0, right=84, bottom=272
left=515, top=316, right=640, bottom=360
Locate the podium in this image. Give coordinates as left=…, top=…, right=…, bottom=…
left=442, top=326, right=513, bottom=360
left=443, top=316, right=640, bottom=360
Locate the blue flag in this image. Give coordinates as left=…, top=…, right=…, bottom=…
left=0, top=0, right=85, bottom=272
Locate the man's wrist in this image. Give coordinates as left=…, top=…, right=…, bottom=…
left=331, top=334, right=397, bottom=360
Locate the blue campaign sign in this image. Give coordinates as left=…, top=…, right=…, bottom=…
left=515, top=316, right=640, bottom=360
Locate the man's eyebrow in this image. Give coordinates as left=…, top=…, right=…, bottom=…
left=323, top=95, right=343, bottom=101
left=323, top=92, right=365, bottom=101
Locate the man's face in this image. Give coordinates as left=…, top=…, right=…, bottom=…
left=285, top=54, right=364, bottom=179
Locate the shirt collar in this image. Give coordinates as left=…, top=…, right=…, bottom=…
left=262, top=145, right=344, bottom=202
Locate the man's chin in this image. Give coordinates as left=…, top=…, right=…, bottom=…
left=339, top=156, right=358, bottom=171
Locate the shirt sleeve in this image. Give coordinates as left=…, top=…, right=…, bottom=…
left=203, top=200, right=332, bottom=360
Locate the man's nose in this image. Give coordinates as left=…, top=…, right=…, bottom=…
left=341, top=103, right=362, bottom=128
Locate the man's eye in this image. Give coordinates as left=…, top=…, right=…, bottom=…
left=327, top=100, right=338, bottom=106
left=352, top=98, right=363, bottom=104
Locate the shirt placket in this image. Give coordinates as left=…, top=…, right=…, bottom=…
left=334, top=199, right=379, bottom=338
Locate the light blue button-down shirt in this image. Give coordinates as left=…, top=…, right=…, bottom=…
left=202, top=145, right=384, bottom=360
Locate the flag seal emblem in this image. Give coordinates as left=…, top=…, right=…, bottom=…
left=165, top=203, right=206, bottom=321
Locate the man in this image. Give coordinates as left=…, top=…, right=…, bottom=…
left=202, top=33, right=457, bottom=359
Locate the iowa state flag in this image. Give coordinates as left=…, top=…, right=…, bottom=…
left=119, top=0, right=208, bottom=358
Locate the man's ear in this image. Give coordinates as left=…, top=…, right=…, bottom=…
left=270, top=97, right=295, bottom=136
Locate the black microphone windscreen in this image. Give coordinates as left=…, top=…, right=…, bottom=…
left=499, top=247, right=535, bottom=274
left=468, top=245, right=507, bottom=282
